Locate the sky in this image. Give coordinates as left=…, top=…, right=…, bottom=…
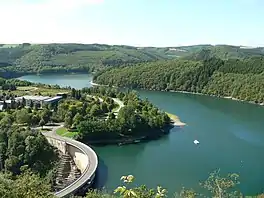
left=0, top=0, right=264, bottom=47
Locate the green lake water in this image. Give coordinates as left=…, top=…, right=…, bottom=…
left=18, top=73, right=93, bottom=89
left=18, top=74, right=264, bottom=196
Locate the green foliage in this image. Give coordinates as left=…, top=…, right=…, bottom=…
left=0, top=117, right=58, bottom=176
left=114, top=175, right=167, bottom=198
left=1, top=43, right=264, bottom=78
left=70, top=88, right=171, bottom=143
left=0, top=44, right=170, bottom=77
left=94, top=57, right=264, bottom=103
left=0, top=171, right=54, bottom=198
left=15, top=108, right=31, bottom=124
left=180, top=170, right=242, bottom=198
left=183, top=45, right=264, bottom=60
left=200, top=170, right=241, bottom=198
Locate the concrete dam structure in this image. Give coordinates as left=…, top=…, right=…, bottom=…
left=44, top=132, right=98, bottom=198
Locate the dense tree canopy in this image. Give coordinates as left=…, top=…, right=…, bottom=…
left=50, top=87, right=171, bottom=142
left=0, top=115, right=58, bottom=176
left=94, top=57, right=264, bottom=103
left=1, top=43, right=264, bottom=78
left=0, top=171, right=55, bottom=198
left=0, top=44, right=170, bottom=78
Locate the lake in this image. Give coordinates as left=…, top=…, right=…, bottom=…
left=18, top=74, right=264, bottom=196
left=18, top=73, right=94, bottom=89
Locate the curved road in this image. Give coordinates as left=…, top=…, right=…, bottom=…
left=42, top=125, right=98, bottom=198
left=112, top=98, right=124, bottom=113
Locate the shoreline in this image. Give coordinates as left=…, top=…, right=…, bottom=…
left=90, top=81, right=187, bottom=127
left=166, top=112, right=186, bottom=127
left=90, top=81, right=264, bottom=107
left=169, top=90, right=264, bottom=106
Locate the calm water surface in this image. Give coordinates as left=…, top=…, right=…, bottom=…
left=18, top=73, right=93, bottom=89
left=19, top=74, right=264, bottom=196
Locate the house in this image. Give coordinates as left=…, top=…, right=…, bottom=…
left=0, top=95, right=63, bottom=110
left=43, top=96, right=63, bottom=104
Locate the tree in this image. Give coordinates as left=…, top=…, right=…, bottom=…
left=2, top=101, right=7, bottom=111
left=41, top=109, right=52, bottom=124
left=200, top=170, right=241, bottom=198
left=100, top=102, right=108, bottom=113
left=180, top=169, right=242, bottom=198
left=21, top=97, right=26, bottom=107
left=31, top=115, right=40, bottom=126
left=29, top=100, right=34, bottom=108
left=73, top=113, right=83, bottom=128
left=34, top=102, right=41, bottom=110
left=108, top=112, right=116, bottom=120
left=71, top=88, right=76, bottom=98
left=90, top=104, right=101, bottom=116
left=0, top=171, right=55, bottom=198
left=16, top=108, right=30, bottom=124
left=39, top=119, right=45, bottom=129
left=114, top=175, right=167, bottom=198
left=118, top=105, right=137, bottom=131
left=65, top=113, right=73, bottom=129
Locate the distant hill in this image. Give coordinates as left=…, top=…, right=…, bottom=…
left=182, top=45, right=264, bottom=60
left=0, top=43, right=170, bottom=78
left=1, top=43, right=264, bottom=78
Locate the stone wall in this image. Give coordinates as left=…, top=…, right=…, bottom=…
left=67, top=144, right=88, bottom=173
left=45, top=136, right=88, bottom=173
left=46, top=136, right=67, bottom=154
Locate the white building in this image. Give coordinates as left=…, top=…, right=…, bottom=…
left=15, top=95, right=63, bottom=107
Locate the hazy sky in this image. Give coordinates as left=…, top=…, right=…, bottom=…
left=0, top=0, right=263, bottom=47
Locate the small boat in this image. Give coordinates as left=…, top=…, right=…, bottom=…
left=194, top=140, right=200, bottom=145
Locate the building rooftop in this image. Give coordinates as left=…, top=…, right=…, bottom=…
left=44, top=96, right=63, bottom=102
left=0, top=100, right=12, bottom=104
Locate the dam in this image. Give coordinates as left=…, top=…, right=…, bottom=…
left=43, top=127, right=98, bottom=198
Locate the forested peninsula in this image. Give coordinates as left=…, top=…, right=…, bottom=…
left=94, top=56, right=264, bottom=104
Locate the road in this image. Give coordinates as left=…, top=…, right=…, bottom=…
left=87, top=95, right=124, bottom=118
left=87, top=95, right=124, bottom=113
left=112, top=98, right=124, bottom=113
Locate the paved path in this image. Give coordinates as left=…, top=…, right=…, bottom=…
left=112, top=98, right=124, bottom=113
left=87, top=94, right=125, bottom=118
left=40, top=124, right=98, bottom=198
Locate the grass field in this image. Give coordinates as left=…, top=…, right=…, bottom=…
left=56, top=127, right=78, bottom=138
left=1, top=86, right=69, bottom=97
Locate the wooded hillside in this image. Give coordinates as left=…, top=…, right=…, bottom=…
left=94, top=57, right=264, bottom=103
left=1, top=43, right=264, bottom=78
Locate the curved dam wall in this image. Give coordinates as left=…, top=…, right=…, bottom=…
left=67, top=143, right=88, bottom=173
left=45, top=134, right=98, bottom=197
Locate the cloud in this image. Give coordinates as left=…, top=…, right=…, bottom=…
left=0, top=0, right=104, bottom=43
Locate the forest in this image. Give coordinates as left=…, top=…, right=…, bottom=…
left=0, top=82, right=171, bottom=143
left=1, top=43, right=264, bottom=78
left=94, top=56, right=264, bottom=104
left=0, top=111, right=59, bottom=197
left=53, top=87, right=171, bottom=142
